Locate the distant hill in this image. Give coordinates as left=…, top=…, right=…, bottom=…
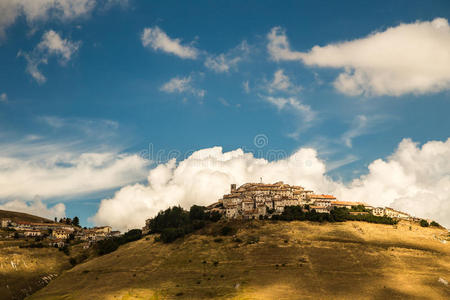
left=0, top=209, right=53, bottom=223
left=28, top=220, right=450, bottom=299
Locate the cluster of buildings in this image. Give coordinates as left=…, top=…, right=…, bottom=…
left=211, top=182, right=413, bottom=220
left=0, top=219, right=119, bottom=247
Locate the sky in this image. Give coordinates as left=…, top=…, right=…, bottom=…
left=0, top=0, right=449, bottom=231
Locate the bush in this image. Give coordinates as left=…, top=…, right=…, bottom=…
left=420, top=219, right=429, bottom=227
left=430, top=221, right=440, bottom=227
left=273, top=205, right=398, bottom=225
left=95, top=229, right=142, bottom=255
left=69, top=257, right=77, bottom=266
left=220, top=226, right=235, bottom=236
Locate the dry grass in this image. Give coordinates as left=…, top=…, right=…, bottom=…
left=0, top=245, right=71, bottom=300
left=27, top=220, right=449, bottom=300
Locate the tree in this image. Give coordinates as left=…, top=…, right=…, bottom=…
left=189, top=205, right=206, bottom=221
left=72, top=216, right=80, bottom=227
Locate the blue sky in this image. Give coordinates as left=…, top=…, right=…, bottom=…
left=0, top=0, right=449, bottom=229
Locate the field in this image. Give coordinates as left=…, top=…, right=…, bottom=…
left=26, top=220, right=449, bottom=300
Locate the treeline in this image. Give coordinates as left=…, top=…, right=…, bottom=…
left=147, top=205, right=221, bottom=243
left=94, top=229, right=142, bottom=255
left=272, top=206, right=398, bottom=225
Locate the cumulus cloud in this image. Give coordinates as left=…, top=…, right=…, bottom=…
left=93, top=138, right=450, bottom=231
left=204, top=41, right=250, bottom=73
left=0, top=0, right=124, bottom=39
left=160, top=76, right=206, bottom=98
left=336, top=138, right=450, bottom=226
left=268, top=18, right=450, bottom=96
left=18, top=30, right=80, bottom=84
left=0, top=199, right=65, bottom=220
left=93, top=146, right=335, bottom=231
left=141, top=26, right=198, bottom=59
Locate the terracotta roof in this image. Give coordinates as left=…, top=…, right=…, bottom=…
left=309, top=194, right=336, bottom=199
left=331, top=201, right=364, bottom=206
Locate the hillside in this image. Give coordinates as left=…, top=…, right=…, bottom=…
left=0, top=242, right=71, bottom=300
left=0, top=210, right=53, bottom=224
left=28, top=220, right=449, bottom=300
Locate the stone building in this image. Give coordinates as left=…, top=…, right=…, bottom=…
left=220, top=182, right=313, bottom=219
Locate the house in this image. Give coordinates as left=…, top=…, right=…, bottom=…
left=384, top=207, right=411, bottom=220
left=372, top=207, right=385, bottom=216
left=23, top=230, right=43, bottom=237
left=330, top=201, right=369, bottom=209
left=308, top=194, right=336, bottom=206
left=310, top=205, right=331, bottom=214
left=1, top=218, right=12, bottom=228
left=52, top=229, right=71, bottom=240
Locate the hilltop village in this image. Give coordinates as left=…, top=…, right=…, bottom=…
left=0, top=218, right=120, bottom=248
left=207, top=182, right=417, bottom=221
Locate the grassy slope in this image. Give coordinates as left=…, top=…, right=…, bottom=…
left=28, top=220, right=449, bottom=300
left=0, top=210, right=52, bottom=224
left=0, top=243, right=71, bottom=300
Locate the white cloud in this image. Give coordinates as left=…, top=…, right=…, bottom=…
left=267, top=18, right=450, bottom=96
left=336, top=138, right=450, bottom=226
left=341, top=115, right=369, bottom=148
left=0, top=93, right=7, bottom=102
left=242, top=80, right=250, bottom=93
left=267, top=26, right=303, bottom=61
left=18, top=30, right=80, bottom=84
left=0, top=0, right=127, bottom=39
left=93, top=138, right=450, bottom=231
left=204, top=41, right=250, bottom=73
left=141, top=26, right=198, bottom=59
left=160, top=76, right=206, bottom=98
left=0, top=150, right=149, bottom=200
left=0, top=0, right=126, bottom=39
left=0, top=117, right=149, bottom=201
left=0, top=199, right=65, bottom=220
left=267, top=69, right=301, bottom=94
left=258, top=69, right=313, bottom=138
left=205, top=54, right=240, bottom=73
left=92, top=146, right=335, bottom=231
left=38, top=30, right=80, bottom=63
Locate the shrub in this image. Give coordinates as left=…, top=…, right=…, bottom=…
left=430, top=221, right=440, bottom=227
left=69, top=257, right=77, bottom=266
left=420, top=219, right=429, bottom=227
left=95, top=229, right=142, bottom=255
left=220, top=226, right=235, bottom=236
left=209, top=211, right=222, bottom=222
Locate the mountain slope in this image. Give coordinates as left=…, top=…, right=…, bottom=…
left=0, top=210, right=53, bottom=224
left=28, top=220, right=449, bottom=300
